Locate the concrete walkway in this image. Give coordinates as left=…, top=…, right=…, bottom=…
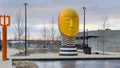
left=11, top=51, right=120, bottom=60
left=1, top=48, right=120, bottom=68
left=0, top=48, right=20, bottom=68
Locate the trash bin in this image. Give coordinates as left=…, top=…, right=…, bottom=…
left=84, top=47, right=91, bottom=54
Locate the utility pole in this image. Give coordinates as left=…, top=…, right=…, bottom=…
left=24, top=3, right=28, bottom=55
left=83, top=7, right=86, bottom=48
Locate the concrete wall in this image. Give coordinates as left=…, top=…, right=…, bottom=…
left=76, top=29, right=120, bottom=52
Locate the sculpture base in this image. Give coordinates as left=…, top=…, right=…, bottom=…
left=59, top=46, right=78, bottom=56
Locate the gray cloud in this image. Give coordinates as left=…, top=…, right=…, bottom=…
left=0, top=0, right=120, bottom=38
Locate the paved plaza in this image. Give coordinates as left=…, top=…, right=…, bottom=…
left=0, top=48, right=120, bottom=68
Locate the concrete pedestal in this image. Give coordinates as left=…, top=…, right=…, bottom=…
left=59, top=46, right=78, bottom=56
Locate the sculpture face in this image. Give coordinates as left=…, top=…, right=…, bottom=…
left=58, top=8, right=79, bottom=36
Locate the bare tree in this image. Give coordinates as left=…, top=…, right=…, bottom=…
left=14, top=10, right=24, bottom=53
left=50, top=17, right=57, bottom=47
left=27, top=29, right=30, bottom=48
left=102, top=13, right=109, bottom=55
left=55, top=32, right=61, bottom=46
left=40, top=22, right=48, bottom=48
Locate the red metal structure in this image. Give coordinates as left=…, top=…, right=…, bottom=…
left=0, top=15, right=10, bottom=61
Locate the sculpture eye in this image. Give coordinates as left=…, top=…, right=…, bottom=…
left=65, top=19, right=70, bottom=21
left=64, top=17, right=70, bottom=22
left=73, top=18, right=77, bottom=22
left=72, top=16, right=78, bottom=22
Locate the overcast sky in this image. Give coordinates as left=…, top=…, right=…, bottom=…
left=0, top=0, right=120, bottom=39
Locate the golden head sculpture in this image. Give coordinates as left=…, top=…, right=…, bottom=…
left=58, top=8, right=79, bottom=36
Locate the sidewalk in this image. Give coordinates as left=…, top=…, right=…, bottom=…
left=11, top=51, right=120, bottom=60
left=0, top=48, right=20, bottom=68
left=1, top=48, right=120, bottom=68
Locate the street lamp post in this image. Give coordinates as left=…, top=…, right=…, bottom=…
left=83, top=7, right=86, bottom=49
left=24, top=3, right=28, bottom=55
